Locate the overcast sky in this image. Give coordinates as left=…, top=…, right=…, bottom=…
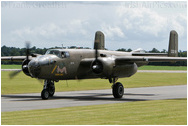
left=1, top=1, right=187, bottom=51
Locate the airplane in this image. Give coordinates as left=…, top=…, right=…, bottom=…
left=1, top=30, right=187, bottom=100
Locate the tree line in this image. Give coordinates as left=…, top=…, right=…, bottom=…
left=1, top=45, right=187, bottom=66
left=1, top=45, right=48, bottom=56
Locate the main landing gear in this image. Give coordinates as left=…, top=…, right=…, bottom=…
left=41, top=80, right=55, bottom=100
left=109, top=78, right=124, bottom=98
left=41, top=78, right=124, bottom=99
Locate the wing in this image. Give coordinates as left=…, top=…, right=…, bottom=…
left=76, top=58, right=95, bottom=79
left=1, top=56, right=33, bottom=62
left=79, top=56, right=187, bottom=65
left=115, top=56, right=187, bottom=65
left=76, top=55, right=186, bottom=79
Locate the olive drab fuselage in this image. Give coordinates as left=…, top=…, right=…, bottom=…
left=33, top=49, right=138, bottom=80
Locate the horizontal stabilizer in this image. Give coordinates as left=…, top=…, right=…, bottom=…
left=132, top=53, right=168, bottom=57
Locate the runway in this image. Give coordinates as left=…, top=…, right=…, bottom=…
left=2, top=85, right=187, bottom=112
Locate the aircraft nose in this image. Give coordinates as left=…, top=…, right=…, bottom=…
left=28, top=60, right=41, bottom=78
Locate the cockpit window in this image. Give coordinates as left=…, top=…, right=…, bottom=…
left=45, top=50, right=69, bottom=58
left=61, top=52, right=70, bottom=58
left=45, top=50, right=61, bottom=57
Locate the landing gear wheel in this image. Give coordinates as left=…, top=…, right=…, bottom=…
left=48, top=84, right=55, bottom=97
left=41, top=80, right=55, bottom=99
left=112, top=82, right=124, bottom=98
left=41, top=89, right=49, bottom=100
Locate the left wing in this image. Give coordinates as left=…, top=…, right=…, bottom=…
left=79, top=56, right=187, bottom=66
left=115, top=56, right=186, bottom=62
left=115, top=56, right=187, bottom=65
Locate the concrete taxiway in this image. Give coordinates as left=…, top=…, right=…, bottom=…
left=2, top=85, right=187, bottom=112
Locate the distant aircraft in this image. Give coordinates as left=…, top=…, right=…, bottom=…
left=1, top=30, right=187, bottom=99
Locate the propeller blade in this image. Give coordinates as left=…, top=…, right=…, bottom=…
left=9, top=42, right=31, bottom=79
left=95, top=42, right=99, bottom=61
left=25, top=42, right=30, bottom=61
left=9, top=69, right=22, bottom=79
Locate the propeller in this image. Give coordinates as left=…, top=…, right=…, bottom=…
left=92, top=42, right=103, bottom=74
left=9, top=69, right=22, bottom=79
left=25, top=42, right=30, bottom=61
left=9, top=42, right=31, bottom=79
left=95, top=42, right=99, bottom=61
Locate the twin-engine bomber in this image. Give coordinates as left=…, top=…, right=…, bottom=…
left=1, top=30, right=187, bottom=99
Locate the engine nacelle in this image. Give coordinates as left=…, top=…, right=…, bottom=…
left=113, top=63, right=137, bottom=78
left=22, top=59, right=31, bottom=77
left=91, top=57, right=138, bottom=79
left=91, top=57, right=115, bottom=78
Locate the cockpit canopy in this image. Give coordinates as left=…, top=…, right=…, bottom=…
left=45, top=49, right=70, bottom=58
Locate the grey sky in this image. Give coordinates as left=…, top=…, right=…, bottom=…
left=1, top=1, right=187, bottom=51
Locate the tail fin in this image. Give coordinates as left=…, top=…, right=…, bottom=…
left=94, top=31, right=105, bottom=50
left=168, top=30, right=178, bottom=57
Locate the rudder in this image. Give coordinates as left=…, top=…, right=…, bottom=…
left=168, top=30, right=178, bottom=57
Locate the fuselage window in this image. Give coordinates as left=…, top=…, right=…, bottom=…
left=46, top=50, right=69, bottom=58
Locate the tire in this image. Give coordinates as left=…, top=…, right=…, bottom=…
left=112, top=82, right=124, bottom=98
left=48, top=85, right=55, bottom=97
left=41, top=89, right=49, bottom=100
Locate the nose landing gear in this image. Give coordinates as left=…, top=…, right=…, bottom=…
left=41, top=80, right=55, bottom=100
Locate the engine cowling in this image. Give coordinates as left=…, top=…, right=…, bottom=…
left=91, top=57, right=115, bottom=78
left=22, top=59, right=31, bottom=76
left=91, top=57, right=138, bottom=79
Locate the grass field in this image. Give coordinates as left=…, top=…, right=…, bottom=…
left=1, top=64, right=187, bottom=70
left=1, top=65, right=22, bottom=69
left=1, top=71, right=187, bottom=94
left=139, top=65, right=187, bottom=70
left=1, top=65, right=187, bottom=125
left=1, top=99, right=187, bottom=125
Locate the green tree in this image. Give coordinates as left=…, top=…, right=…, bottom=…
left=127, top=48, right=132, bottom=52
left=117, top=48, right=127, bottom=52
left=149, top=48, right=160, bottom=53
